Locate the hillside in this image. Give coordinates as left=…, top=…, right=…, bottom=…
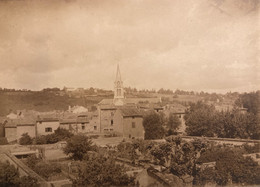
left=0, top=91, right=110, bottom=116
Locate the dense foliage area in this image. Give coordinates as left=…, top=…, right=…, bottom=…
left=73, top=154, right=135, bottom=187
left=115, top=137, right=260, bottom=186
left=143, top=112, right=166, bottom=140
left=19, top=128, right=73, bottom=145
left=195, top=145, right=260, bottom=185
left=25, top=155, right=62, bottom=180
left=63, top=134, right=94, bottom=160
left=185, top=101, right=260, bottom=139
left=0, top=161, right=38, bottom=186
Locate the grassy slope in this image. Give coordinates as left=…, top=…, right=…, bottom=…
left=0, top=91, right=108, bottom=116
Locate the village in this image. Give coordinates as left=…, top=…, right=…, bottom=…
left=0, top=65, right=259, bottom=187
left=0, top=0, right=259, bottom=186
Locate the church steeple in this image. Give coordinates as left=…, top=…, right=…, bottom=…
left=115, top=64, right=122, bottom=83
left=114, top=64, right=124, bottom=106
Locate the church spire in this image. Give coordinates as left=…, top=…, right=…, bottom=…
left=115, top=64, right=122, bottom=82
left=114, top=64, right=124, bottom=106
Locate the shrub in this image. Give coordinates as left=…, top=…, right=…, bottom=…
left=19, top=133, right=32, bottom=145
left=35, top=128, right=74, bottom=145
left=73, top=155, right=135, bottom=186
left=63, top=135, right=93, bottom=160
left=34, top=162, right=61, bottom=180
left=54, top=127, right=73, bottom=140
left=0, top=161, right=38, bottom=186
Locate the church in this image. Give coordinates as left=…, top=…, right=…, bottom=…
left=97, top=65, right=161, bottom=139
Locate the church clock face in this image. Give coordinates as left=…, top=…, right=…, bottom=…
left=117, top=81, right=121, bottom=87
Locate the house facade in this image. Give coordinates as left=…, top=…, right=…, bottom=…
left=36, top=117, right=59, bottom=136
left=113, top=108, right=144, bottom=139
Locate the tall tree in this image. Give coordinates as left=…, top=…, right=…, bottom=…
left=143, top=112, right=166, bottom=140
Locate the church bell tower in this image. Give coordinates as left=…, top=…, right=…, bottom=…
left=113, top=64, right=124, bottom=106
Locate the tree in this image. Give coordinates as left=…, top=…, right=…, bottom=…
left=19, top=133, right=32, bottom=145
left=63, top=135, right=93, bottom=160
left=73, top=154, right=135, bottom=186
left=235, top=91, right=260, bottom=115
left=0, top=161, right=38, bottom=186
left=184, top=102, right=217, bottom=137
left=196, top=146, right=260, bottom=185
left=143, top=112, right=165, bottom=140
left=167, top=113, right=181, bottom=135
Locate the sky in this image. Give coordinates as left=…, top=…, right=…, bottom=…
left=0, top=0, right=259, bottom=93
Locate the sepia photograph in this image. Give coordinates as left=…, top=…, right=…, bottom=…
left=0, top=0, right=259, bottom=186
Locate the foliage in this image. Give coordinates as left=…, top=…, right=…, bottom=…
left=185, top=102, right=217, bottom=137
left=25, top=155, right=41, bottom=169
left=63, top=135, right=93, bottom=160
left=166, top=113, right=181, bottom=135
left=54, top=127, right=74, bottom=140
left=243, top=143, right=260, bottom=154
left=143, top=111, right=166, bottom=140
left=185, top=101, right=260, bottom=139
left=35, top=134, right=59, bottom=144
left=195, top=146, right=260, bottom=185
left=19, top=133, right=33, bottom=145
left=235, top=91, right=260, bottom=115
left=149, top=136, right=207, bottom=177
left=0, top=161, right=38, bottom=186
left=33, top=162, right=61, bottom=180
left=35, top=127, right=74, bottom=144
left=19, top=176, right=38, bottom=187
left=0, top=137, right=8, bottom=145
left=73, top=154, right=135, bottom=186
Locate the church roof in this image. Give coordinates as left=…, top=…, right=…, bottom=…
left=119, top=108, right=143, bottom=117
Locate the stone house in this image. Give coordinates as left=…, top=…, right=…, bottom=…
left=113, top=108, right=144, bottom=139
left=4, top=119, right=18, bottom=142
left=36, top=117, right=59, bottom=136
left=17, top=118, right=36, bottom=140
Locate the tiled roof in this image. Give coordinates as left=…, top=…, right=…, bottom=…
left=120, top=108, right=143, bottom=117
left=4, top=119, right=18, bottom=128
left=36, top=117, right=59, bottom=122
left=59, top=118, right=77, bottom=124
left=17, top=118, right=36, bottom=126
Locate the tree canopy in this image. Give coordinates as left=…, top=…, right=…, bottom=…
left=143, top=112, right=166, bottom=140
left=63, top=135, right=94, bottom=160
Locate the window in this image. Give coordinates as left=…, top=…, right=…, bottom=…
left=132, top=122, right=136, bottom=128
left=179, top=115, right=181, bottom=118
left=110, top=129, right=113, bottom=131
left=94, top=126, right=97, bottom=130
left=81, top=123, right=85, bottom=130
left=45, top=127, right=52, bottom=132
left=111, top=120, right=113, bottom=126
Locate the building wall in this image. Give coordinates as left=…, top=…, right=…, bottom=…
left=123, top=117, right=144, bottom=139
left=60, top=121, right=99, bottom=134
left=113, top=111, right=124, bottom=136
left=113, top=110, right=144, bottom=139
left=17, top=125, right=36, bottom=140
left=5, top=127, right=17, bottom=142
left=99, top=109, right=116, bottom=132
left=89, top=117, right=99, bottom=132
left=36, top=121, right=60, bottom=136
left=0, top=123, right=4, bottom=137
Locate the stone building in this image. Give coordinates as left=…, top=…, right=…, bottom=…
left=98, top=65, right=161, bottom=134
left=36, top=117, right=59, bottom=136
left=113, top=108, right=144, bottom=139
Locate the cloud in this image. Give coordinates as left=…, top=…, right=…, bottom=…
left=0, top=0, right=258, bottom=92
